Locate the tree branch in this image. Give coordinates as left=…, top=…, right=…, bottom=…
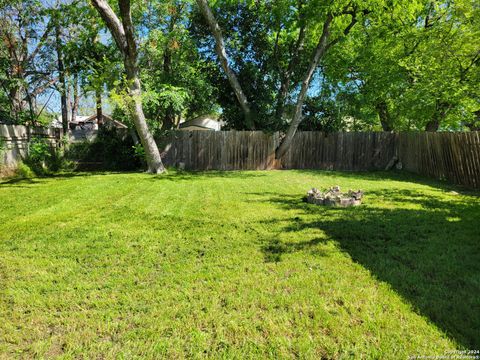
left=196, top=0, right=254, bottom=129
left=90, top=0, right=127, bottom=53
left=26, top=19, right=54, bottom=64
left=275, top=13, right=334, bottom=159
left=118, top=0, right=137, bottom=60
left=326, top=9, right=360, bottom=49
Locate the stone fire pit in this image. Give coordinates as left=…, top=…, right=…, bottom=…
left=303, top=186, right=363, bottom=207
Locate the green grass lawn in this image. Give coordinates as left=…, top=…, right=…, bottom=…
left=1, top=170, right=479, bottom=358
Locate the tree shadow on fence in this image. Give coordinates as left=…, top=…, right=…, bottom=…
left=258, top=189, right=480, bottom=349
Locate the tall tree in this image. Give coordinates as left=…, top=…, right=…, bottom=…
left=54, top=14, right=69, bottom=134
left=91, top=0, right=165, bottom=174
left=321, top=0, right=480, bottom=132
left=0, top=0, right=57, bottom=124
left=276, top=4, right=365, bottom=160
left=195, top=0, right=254, bottom=129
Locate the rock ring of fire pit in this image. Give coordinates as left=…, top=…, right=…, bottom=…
left=303, top=186, right=363, bottom=207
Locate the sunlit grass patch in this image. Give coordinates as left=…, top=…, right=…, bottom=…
left=0, top=170, right=478, bottom=358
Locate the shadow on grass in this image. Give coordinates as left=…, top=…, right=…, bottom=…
left=0, top=177, right=44, bottom=189
left=259, top=190, right=480, bottom=349
left=0, top=169, right=267, bottom=188
left=0, top=171, right=125, bottom=188
left=149, top=169, right=267, bottom=182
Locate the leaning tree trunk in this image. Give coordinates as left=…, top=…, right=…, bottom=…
left=196, top=0, right=254, bottom=129
left=275, top=9, right=359, bottom=160
left=91, top=0, right=165, bottom=174
left=71, top=74, right=80, bottom=123
left=275, top=16, right=306, bottom=121
left=55, top=22, right=69, bottom=135
left=124, top=58, right=165, bottom=173
left=275, top=15, right=333, bottom=160
left=96, top=88, right=103, bottom=126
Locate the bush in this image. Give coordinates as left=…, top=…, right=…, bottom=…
left=65, top=127, right=142, bottom=171
left=24, top=136, right=54, bottom=175
left=15, top=162, right=35, bottom=179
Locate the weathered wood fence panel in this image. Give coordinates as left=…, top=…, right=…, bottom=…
left=282, top=132, right=396, bottom=170
left=0, top=125, right=61, bottom=166
left=3, top=126, right=479, bottom=189
left=397, top=132, right=480, bottom=189
left=160, top=131, right=280, bottom=170
left=160, top=131, right=396, bottom=171
left=160, top=130, right=480, bottom=188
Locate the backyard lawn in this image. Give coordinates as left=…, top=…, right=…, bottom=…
left=0, top=170, right=479, bottom=358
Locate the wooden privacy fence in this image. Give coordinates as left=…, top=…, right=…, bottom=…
left=281, top=131, right=396, bottom=170
left=159, top=130, right=480, bottom=189
left=397, top=132, right=480, bottom=189
left=159, top=131, right=397, bottom=171
left=2, top=126, right=478, bottom=189
left=160, top=131, right=278, bottom=170
left=0, top=125, right=62, bottom=166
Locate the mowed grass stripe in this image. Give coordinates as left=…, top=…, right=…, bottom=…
left=1, top=170, right=478, bottom=358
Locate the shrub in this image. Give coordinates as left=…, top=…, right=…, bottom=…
left=24, top=136, right=54, bottom=175
left=132, top=143, right=146, bottom=167
left=15, top=162, right=35, bottom=179
left=65, top=127, right=142, bottom=171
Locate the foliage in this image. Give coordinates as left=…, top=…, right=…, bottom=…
left=138, top=0, right=219, bottom=129
left=24, top=136, right=54, bottom=175
left=1, top=170, right=479, bottom=356
left=0, top=0, right=478, bottom=132
left=322, top=0, right=480, bottom=131
left=64, top=127, right=142, bottom=171
left=0, top=0, right=58, bottom=124
left=132, top=143, right=146, bottom=167
left=28, top=137, right=52, bottom=164
left=13, top=161, right=35, bottom=178
left=300, top=96, right=345, bottom=132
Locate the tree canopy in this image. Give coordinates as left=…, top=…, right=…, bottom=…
left=0, top=0, right=478, bottom=134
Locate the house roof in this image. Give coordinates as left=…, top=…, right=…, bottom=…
left=82, top=114, right=128, bottom=129
left=52, top=114, right=128, bottom=129
left=179, top=115, right=221, bottom=131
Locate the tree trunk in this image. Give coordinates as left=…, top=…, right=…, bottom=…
left=91, top=0, right=165, bottom=173
left=162, top=33, right=175, bottom=130
left=5, top=29, right=26, bottom=122
left=96, top=89, right=103, bottom=126
left=125, top=64, right=164, bottom=173
left=425, top=119, right=440, bottom=132
left=375, top=101, right=393, bottom=131
left=275, top=15, right=333, bottom=160
left=196, top=0, right=254, bottom=129
left=162, top=107, right=175, bottom=130
left=71, top=74, right=80, bottom=122
left=425, top=101, right=449, bottom=132
left=275, top=13, right=306, bottom=121
left=275, top=9, right=359, bottom=160
left=55, top=22, right=69, bottom=134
